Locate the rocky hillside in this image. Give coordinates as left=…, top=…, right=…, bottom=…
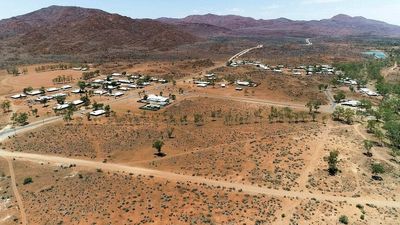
left=160, top=14, right=400, bottom=37
left=0, top=6, right=199, bottom=55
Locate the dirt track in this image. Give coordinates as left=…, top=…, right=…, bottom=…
left=353, top=123, right=398, bottom=169
left=3, top=157, right=27, bottom=225
left=1, top=149, right=399, bottom=208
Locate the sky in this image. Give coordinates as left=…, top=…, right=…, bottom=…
left=1, top=0, right=400, bottom=25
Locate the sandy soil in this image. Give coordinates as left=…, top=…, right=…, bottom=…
left=0, top=65, right=84, bottom=96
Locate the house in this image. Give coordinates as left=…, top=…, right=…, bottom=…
left=106, top=85, right=117, bottom=90
left=131, top=75, right=140, bottom=79
left=359, top=88, right=379, bottom=96
left=94, top=90, right=107, bottom=95
left=142, top=82, right=151, bottom=86
left=27, top=90, right=43, bottom=96
left=229, top=62, right=239, bottom=67
left=35, top=96, right=53, bottom=102
left=90, top=109, right=106, bottom=116
left=92, top=79, right=104, bottom=84
left=236, top=81, right=250, bottom=86
left=118, top=87, right=130, bottom=91
left=71, top=89, right=82, bottom=94
left=197, top=83, right=208, bottom=88
left=112, top=92, right=124, bottom=97
left=11, top=93, right=27, bottom=99
left=235, top=87, right=243, bottom=91
left=194, top=81, right=210, bottom=85
left=47, top=87, right=60, bottom=92
left=52, top=93, right=67, bottom=98
left=112, top=73, right=122, bottom=76
left=72, top=67, right=82, bottom=71
left=292, top=71, right=302, bottom=76
left=343, top=80, right=357, bottom=85
left=54, top=104, right=70, bottom=110
left=221, top=84, right=226, bottom=88
left=147, top=94, right=169, bottom=103
left=273, top=69, right=283, bottom=73
left=61, top=85, right=72, bottom=90
left=72, top=100, right=84, bottom=106
left=127, top=84, right=139, bottom=89
left=118, top=79, right=131, bottom=84
left=341, top=100, right=361, bottom=107
left=158, top=79, right=168, bottom=83
left=204, top=74, right=216, bottom=80
left=140, top=104, right=161, bottom=111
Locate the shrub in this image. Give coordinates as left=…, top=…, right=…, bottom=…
left=23, top=177, right=33, bottom=185
left=339, top=215, right=349, bottom=224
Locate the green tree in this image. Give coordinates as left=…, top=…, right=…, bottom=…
left=333, top=91, right=346, bottom=103
left=92, top=101, right=104, bottom=111
left=327, top=150, right=339, bottom=176
left=104, top=105, right=111, bottom=117
left=55, top=95, right=66, bottom=104
left=78, top=81, right=86, bottom=92
left=359, top=99, right=372, bottom=110
left=22, top=87, right=33, bottom=94
left=311, top=112, right=317, bottom=122
left=383, top=121, right=400, bottom=150
left=152, top=140, right=164, bottom=156
left=167, top=127, right=174, bottom=138
left=343, top=108, right=355, bottom=124
left=313, top=100, right=322, bottom=113
left=12, top=112, right=28, bottom=126
left=367, top=120, right=377, bottom=133
left=364, top=140, right=373, bottom=157
left=332, top=106, right=345, bottom=121
left=371, top=163, right=385, bottom=175
left=31, top=108, right=38, bottom=117
left=23, top=177, right=33, bottom=185
left=339, top=215, right=349, bottom=224
left=306, top=101, right=314, bottom=114
left=1, top=100, right=11, bottom=113
left=373, top=128, right=385, bottom=146
left=194, top=113, right=204, bottom=126
left=63, top=109, right=73, bottom=124
left=81, top=94, right=91, bottom=106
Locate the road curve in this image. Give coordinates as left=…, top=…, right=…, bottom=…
left=229, top=45, right=263, bottom=62
left=1, top=150, right=399, bottom=208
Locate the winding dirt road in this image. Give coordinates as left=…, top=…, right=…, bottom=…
left=1, top=150, right=399, bottom=208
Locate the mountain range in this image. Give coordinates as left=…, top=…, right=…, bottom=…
left=0, top=6, right=198, bottom=55
left=159, top=14, right=400, bottom=37
left=0, top=5, right=399, bottom=60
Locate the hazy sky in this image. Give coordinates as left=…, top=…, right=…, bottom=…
left=1, top=0, right=400, bottom=25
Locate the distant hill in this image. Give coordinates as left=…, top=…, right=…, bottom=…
left=0, top=6, right=198, bottom=55
left=159, top=13, right=400, bottom=38
left=1, top=5, right=400, bottom=66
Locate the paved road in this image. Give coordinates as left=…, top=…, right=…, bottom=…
left=1, top=150, right=399, bottom=208
left=228, top=45, right=263, bottom=62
